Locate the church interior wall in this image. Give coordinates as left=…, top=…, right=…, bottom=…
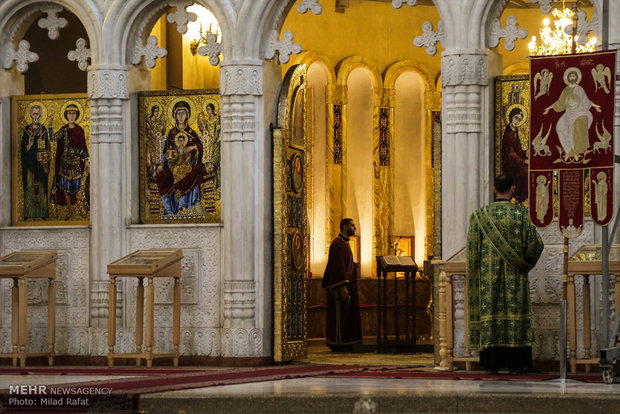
left=0, top=0, right=617, bottom=362
left=281, top=2, right=442, bottom=81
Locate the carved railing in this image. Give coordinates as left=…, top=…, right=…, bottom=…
left=435, top=260, right=477, bottom=371
left=435, top=250, right=620, bottom=373
left=567, top=252, right=620, bottom=373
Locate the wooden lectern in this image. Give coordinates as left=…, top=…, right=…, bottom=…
left=0, top=250, right=57, bottom=367
left=107, top=249, right=183, bottom=367
left=376, top=255, right=418, bottom=353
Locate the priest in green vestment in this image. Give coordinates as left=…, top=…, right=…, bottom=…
left=466, top=175, right=544, bottom=374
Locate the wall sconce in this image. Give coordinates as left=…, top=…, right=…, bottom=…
left=189, top=23, right=219, bottom=55
left=186, top=4, right=221, bottom=56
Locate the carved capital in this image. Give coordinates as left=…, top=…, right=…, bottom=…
left=220, top=63, right=263, bottom=96
left=89, top=98, right=124, bottom=144
left=221, top=94, right=257, bottom=142
left=441, top=50, right=488, bottom=87
left=87, top=66, right=129, bottom=99
left=443, top=85, right=483, bottom=134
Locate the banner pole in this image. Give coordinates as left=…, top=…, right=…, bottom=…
left=560, top=237, right=569, bottom=381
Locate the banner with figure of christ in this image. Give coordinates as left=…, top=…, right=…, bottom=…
left=529, top=51, right=616, bottom=233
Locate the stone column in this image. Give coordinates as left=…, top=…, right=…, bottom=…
left=87, top=65, right=128, bottom=328
left=440, top=49, right=490, bottom=259
left=0, top=70, right=24, bottom=227
left=219, top=62, right=266, bottom=356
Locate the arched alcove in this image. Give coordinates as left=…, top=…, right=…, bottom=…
left=345, top=67, right=375, bottom=278
left=307, top=61, right=329, bottom=275
left=147, top=4, right=221, bottom=90
left=394, top=70, right=426, bottom=265
left=23, top=11, right=88, bottom=94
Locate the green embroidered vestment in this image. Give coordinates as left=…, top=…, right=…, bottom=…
left=466, top=201, right=544, bottom=351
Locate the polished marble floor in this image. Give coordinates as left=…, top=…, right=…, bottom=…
left=142, top=375, right=620, bottom=396
left=0, top=349, right=619, bottom=413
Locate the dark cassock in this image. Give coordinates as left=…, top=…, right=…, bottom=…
left=322, top=234, right=362, bottom=350
left=466, top=200, right=544, bottom=372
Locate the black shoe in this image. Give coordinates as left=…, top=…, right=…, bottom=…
left=485, top=369, right=498, bottom=375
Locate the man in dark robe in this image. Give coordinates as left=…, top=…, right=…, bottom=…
left=322, top=218, right=362, bottom=351
left=467, top=175, right=544, bottom=374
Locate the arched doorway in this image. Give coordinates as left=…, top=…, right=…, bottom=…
left=273, top=0, right=441, bottom=360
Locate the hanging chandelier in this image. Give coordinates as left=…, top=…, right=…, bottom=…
left=528, top=3, right=597, bottom=56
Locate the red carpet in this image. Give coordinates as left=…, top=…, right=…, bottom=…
left=2, top=364, right=372, bottom=395
left=330, top=370, right=556, bottom=381
left=0, top=367, right=219, bottom=376
left=328, top=369, right=603, bottom=383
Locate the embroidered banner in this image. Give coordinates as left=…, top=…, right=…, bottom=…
left=529, top=50, right=616, bottom=233
left=590, top=167, right=613, bottom=225
left=559, top=169, right=584, bottom=238
left=528, top=170, right=553, bottom=227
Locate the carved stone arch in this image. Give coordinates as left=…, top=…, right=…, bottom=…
left=0, top=0, right=99, bottom=70
left=123, top=1, right=171, bottom=68
left=503, top=62, right=528, bottom=75
left=250, top=0, right=298, bottom=62
left=335, top=56, right=383, bottom=106
left=291, top=51, right=336, bottom=86
left=104, top=0, right=234, bottom=66
left=383, top=59, right=434, bottom=95
left=482, top=0, right=510, bottom=48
